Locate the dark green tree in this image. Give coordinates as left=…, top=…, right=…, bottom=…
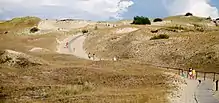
left=131, top=16, right=151, bottom=25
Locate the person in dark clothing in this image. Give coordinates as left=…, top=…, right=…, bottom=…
left=188, top=68, right=193, bottom=79
left=198, top=80, right=201, bottom=84
left=88, top=53, right=91, bottom=59
left=93, top=54, right=95, bottom=60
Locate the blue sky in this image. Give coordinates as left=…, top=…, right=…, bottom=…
left=123, top=0, right=219, bottom=19
left=0, top=0, right=219, bottom=20
left=123, top=0, right=168, bottom=19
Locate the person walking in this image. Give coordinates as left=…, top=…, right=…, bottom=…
left=188, top=68, right=193, bottom=79
left=192, top=69, right=196, bottom=79
left=88, top=53, right=91, bottom=59
left=65, top=42, right=69, bottom=48
left=93, top=54, right=95, bottom=60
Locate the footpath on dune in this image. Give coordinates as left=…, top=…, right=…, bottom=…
left=56, top=32, right=219, bottom=103
left=170, top=73, right=219, bottom=103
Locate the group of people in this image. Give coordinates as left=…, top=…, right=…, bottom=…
left=88, top=53, right=95, bottom=60
left=188, top=68, right=196, bottom=79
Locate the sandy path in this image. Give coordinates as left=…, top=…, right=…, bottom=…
left=168, top=73, right=198, bottom=103
left=179, top=79, right=198, bottom=103
left=56, top=33, right=99, bottom=61
left=68, top=33, right=91, bottom=60
left=170, top=72, right=219, bottom=103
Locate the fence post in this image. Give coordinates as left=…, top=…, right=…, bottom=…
left=213, top=73, right=216, bottom=81
left=216, top=80, right=218, bottom=91
left=178, top=69, right=180, bottom=75
left=204, top=72, right=206, bottom=80
left=187, top=71, right=189, bottom=78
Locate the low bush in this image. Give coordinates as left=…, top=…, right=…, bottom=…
left=94, top=25, right=98, bottom=30
left=131, top=16, right=151, bottom=25
left=185, top=12, right=193, bottom=16
left=30, top=27, right=39, bottom=33
left=82, top=29, right=88, bottom=34
left=150, top=34, right=169, bottom=40
left=153, top=18, right=163, bottom=22
left=206, top=16, right=212, bottom=20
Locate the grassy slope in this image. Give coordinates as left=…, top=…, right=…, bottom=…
left=163, top=15, right=208, bottom=23
left=0, top=16, right=41, bottom=33
left=84, top=17, right=219, bottom=72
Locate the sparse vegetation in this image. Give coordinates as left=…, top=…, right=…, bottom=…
left=30, top=27, right=40, bottom=33
left=153, top=18, right=163, bottom=22
left=150, top=34, right=169, bottom=40
left=131, top=16, right=151, bottom=25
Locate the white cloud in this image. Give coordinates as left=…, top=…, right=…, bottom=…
left=0, top=0, right=134, bottom=20
left=163, top=0, right=219, bottom=18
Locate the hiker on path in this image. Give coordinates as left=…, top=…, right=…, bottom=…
left=192, top=69, right=196, bottom=79
left=73, top=48, right=75, bottom=52
left=65, top=42, right=69, bottom=48
left=188, top=68, right=193, bottom=79
left=93, top=54, right=95, bottom=60
left=88, top=53, right=91, bottom=59
left=113, top=56, right=117, bottom=61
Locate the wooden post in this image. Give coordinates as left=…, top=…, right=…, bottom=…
left=187, top=71, right=189, bottom=78
left=181, top=70, right=184, bottom=77
left=213, top=73, right=216, bottom=81
left=178, top=69, right=180, bottom=75
left=216, top=80, right=218, bottom=91
left=204, top=72, right=206, bottom=80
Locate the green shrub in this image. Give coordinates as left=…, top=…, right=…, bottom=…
left=131, top=16, right=151, bottom=25
left=30, top=27, right=39, bottom=33
left=150, top=34, right=169, bottom=40
left=153, top=18, right=163, bottom=22
left=206, top=16, right=212, bottom=20
left=94, top=25, right=98, bottom=30
left=185, top=12, right=193, bottom=16
left=82, top=29, right=88, bottom=34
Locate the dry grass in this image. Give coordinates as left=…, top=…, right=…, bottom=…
left=0, top=58, right=173, bottom=103
left=163, top=15, right=209, bottom=23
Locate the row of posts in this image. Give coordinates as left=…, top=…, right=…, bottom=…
left=178, top=69, right=219, bottom=91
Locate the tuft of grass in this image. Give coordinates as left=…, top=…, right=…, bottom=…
left=150, top=34, right=169, bottom=40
